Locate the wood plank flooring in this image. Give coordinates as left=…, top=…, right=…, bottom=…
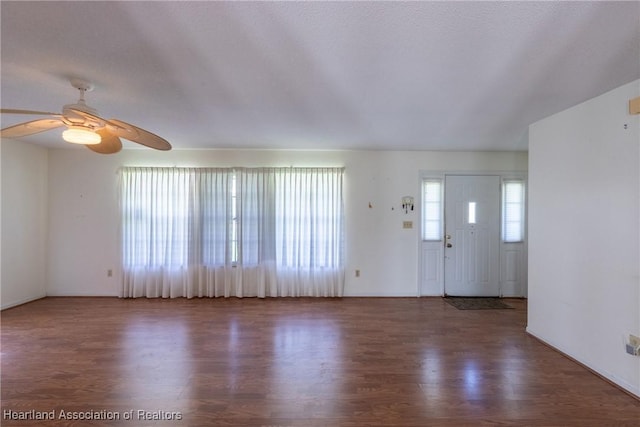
left=2, top=297, right=639, bottom=426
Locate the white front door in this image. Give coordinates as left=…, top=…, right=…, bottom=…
left=444, top=175, right=500, bottom=296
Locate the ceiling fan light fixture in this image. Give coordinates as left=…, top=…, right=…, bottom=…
left=62, top=125, right=101, bottom=145
left=1, top=77, right=171, bottom=153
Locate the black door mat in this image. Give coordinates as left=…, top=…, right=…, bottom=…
left=444, top=297, right=513, bottom=310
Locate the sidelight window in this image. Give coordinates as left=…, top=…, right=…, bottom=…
left=502, top=179, right=525, bottom=242
left=421, top=178, right=443, bottom=241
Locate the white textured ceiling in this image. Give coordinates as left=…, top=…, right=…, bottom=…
left=1, top=1, right=639, bottom=151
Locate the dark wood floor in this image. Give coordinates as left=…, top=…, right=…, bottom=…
left=2, top=297, right=639, bottom=427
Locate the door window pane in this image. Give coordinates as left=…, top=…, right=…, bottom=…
left=468, top=202, right=476, bottom=224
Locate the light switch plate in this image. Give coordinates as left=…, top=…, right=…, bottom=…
left=403, top=221, right=413, bottom=229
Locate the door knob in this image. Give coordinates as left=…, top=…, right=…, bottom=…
left=446, top=243, right=452, bottom=248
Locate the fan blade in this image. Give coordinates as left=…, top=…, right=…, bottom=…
left=1, top=108, right=59, bottom=116
left=1, top=118, right=65, bottom=138
left=67, top=109, right=170, bottom=151
left=86, top=129, right=122, bottom=154
left=107, top=119, right=171, bottom=151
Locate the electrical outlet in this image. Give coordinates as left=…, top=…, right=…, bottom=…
left=626, top=334, right=640, bottom=356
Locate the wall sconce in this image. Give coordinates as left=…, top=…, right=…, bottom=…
left=402, top=196, right=414, bottom=213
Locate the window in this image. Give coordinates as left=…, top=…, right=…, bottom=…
left=120, top=167, right=192, bottom=267
left=422, top=179, right=443, bottom=241
left=120, top=167, right=345, bottom=298
left=502, top=179, right=525, bottom=242
left=468, top=202, right=477, bottom=224
left=230, top=173, right=239, bottom=263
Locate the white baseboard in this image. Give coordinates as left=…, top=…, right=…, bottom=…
left=1, top=294, right=46, bottom=310
left=342, top=291, right=420, bottom=297
left=526, top=327, right=640, bottom=399
left=45, top=291, right=117, bottom=297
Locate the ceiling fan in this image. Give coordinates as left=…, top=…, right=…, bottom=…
left=0, top=78, right=171, bottom=154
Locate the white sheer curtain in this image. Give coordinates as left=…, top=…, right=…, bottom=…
left=120, top=167, right=344, bottom=298
left=274, top=168, right=344, bottom=297
left=120, top=167, right=193, bottom=298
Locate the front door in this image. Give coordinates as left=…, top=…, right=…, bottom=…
left=444, top=175, right=500, bottom=296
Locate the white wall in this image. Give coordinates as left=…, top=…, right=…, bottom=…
left=45, top=148, right=527, bottom=297
left=1, top=139, right=48, bottom=309
left=528, top=80, right=640, bottom=397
